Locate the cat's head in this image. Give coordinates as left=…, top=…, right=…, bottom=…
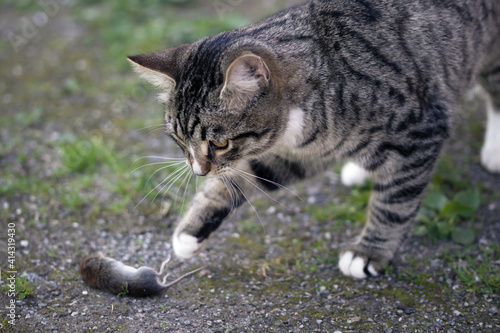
left=129, top=38, right=289, bottom=177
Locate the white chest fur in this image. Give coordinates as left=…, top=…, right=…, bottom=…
left=280, top=107, right=305, bottom=149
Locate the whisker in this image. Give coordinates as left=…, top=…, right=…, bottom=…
left=138, top=123, right=164, bottom=131
left=133, top=156, right=185, bottom=163
left=129, top=160, right=185, bottom=175
left=231, top=167, right=303, bottom=202
left=135, top=165, right=187, bottom=208
left=232, top=169, right=287, bottom=208
left=145, top=127, right=166, bottom=137
left=156, top=166, right=190, bottom=202
left=178, top=171, right=193, bottom=215
left=138, top=123, right=165, bottom=133
left=222, top=176, right=236, bottom=210
left=228, top=176, right=266, bottom=234
left=144, top=163, right=185, bottom=188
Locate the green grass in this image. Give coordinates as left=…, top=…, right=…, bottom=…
left=0, top=128, right=191, bottom=217
left=308, top=183, right=371, bottom=225
left=316, top=155, right=486, bottom=246
left=75, top=0, right=250, bottom=71
left=1, top=0, right=253, bottom=220
left=0, top=274, right=36, bottom=300
left=440, top=244, right=500, bottom=294
left=415, top=155, right=483, bottom=244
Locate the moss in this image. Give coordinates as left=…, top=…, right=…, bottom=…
left=375, top=287, right=416, bottom=307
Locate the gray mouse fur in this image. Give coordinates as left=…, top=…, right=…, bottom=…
left=79, top=252, right=203, bottom=297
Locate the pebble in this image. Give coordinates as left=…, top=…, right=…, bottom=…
left=489, top=306, right=498, bottom=314
left=266, top=206, right=276, bottom=214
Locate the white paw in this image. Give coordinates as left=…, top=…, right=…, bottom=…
left=338, top=251, right=378, bottom=279
left=481, top=101, right=500, bottom=173
left=172, top=232, right=202, bottom=259
left=340, top=162, right=369, bottom=187
left=481, top=145, right=500, bottom=173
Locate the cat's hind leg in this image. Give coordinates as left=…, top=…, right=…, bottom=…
left=339, top=164, right=435, bottom=278
left=339, top=135, right=446, bottom=278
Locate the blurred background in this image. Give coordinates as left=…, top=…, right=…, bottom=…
left=0, top=0, right=302, bottom=219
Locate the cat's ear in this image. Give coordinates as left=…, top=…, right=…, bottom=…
left=221, top=53, right=270, bottom=109
left=127, top=44, right=190, bottom=103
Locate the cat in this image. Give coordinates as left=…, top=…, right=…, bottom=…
left=128, top=0, right=500, bottom=279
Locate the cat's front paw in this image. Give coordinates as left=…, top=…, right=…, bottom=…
left=481, top=144, right=500, bottom=174
left=338, top=250, right=386, bottom=279
left=172, top=232, right=204, bottom=259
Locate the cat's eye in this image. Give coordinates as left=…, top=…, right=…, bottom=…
left=210, top=140, right=229, bottom=150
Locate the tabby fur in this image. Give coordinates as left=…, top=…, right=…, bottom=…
left=129, top=0, right=500, bottom=278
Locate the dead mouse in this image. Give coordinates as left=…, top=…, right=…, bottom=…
left=79, top=252, right=203, bottom=297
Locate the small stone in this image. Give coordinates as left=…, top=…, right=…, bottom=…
left=489, top=306, right=498, bottom=314
left=453, top=310, right=461, bottom=316
left=82, top=290, right=88, bottom=295
left=316, top=320, right=322, bottom=325
left=20, top=240, right=29, bottom=247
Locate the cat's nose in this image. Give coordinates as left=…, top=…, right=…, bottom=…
left=191, top=157, right=210, bottom=176
left=188, top=146, right=211, bottom=176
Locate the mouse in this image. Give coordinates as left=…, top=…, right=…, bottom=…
left=79, top=252, right=203, bottom=297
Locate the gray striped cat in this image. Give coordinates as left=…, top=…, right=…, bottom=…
left=129, top=0, right=500, bottom=279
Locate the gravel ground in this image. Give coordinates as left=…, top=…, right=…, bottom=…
left=1, top=1, right=499, bottom=332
